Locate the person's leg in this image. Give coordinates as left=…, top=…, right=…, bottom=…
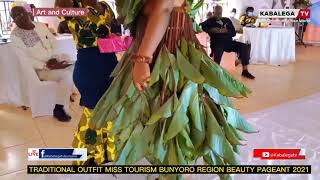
left=72, top=107, right=115, bottom=165
left=36, top=68, right=73, bottom=121
left=231, top=41, right=255, bottom=79
left=212, top=46, right=225, bottom=65
left=72, top=48, right=117, bottom=165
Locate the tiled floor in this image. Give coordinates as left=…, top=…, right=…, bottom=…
left=0, top=45, right=320, bottom=179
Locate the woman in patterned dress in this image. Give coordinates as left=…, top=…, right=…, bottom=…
left=55, top=0, right=118, bottom=165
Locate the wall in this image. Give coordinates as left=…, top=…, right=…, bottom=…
left=227, top=0, right=291, bottom=17
left=26, top=0, right=59, bottom=29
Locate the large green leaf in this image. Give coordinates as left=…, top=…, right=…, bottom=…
left=116, top=122, right=143, bottom=165
left=204, top=84, right=234, bottom=108
left=178, top=132, right=195, bottom=162
left=211, top=152, right=233, bottom=180
left=112, top=108, right=126, bottom=134
left=135, top=124, right=156, bottom=160
left=168, top=51, right=180, bottom=92
left=104, top=96, right=128, bottom=123
left=203, top=101, right=238, bottom=165
left=146, top=95, right=174, bottom=125
left=190, top=103, right=206, bottom=149
left=150, top=48, right=162, bottom=86
left=189, top=89, right=202, bottom=131
left=173, top=93, right=179, bottom=111
left=160, top=47, right=172, bottom=81
left=118, top=124, right=134, bottom=148
left=223, top=106, right=257, bottom=133
left=205, top=97, right=242, bottom=145
left=165, top=112, right=189, bottom=142
left=228, top=123, right=246, bottom=141
left=113, top=95, right=144, bottom=133
left=180, top=37, right=188, bottom=57
left=165, top=81, right=197, bottom=141
left=202, top=56, right=252, bottom=97
left=180, top=128, right=194, bottom=149
left=201, top=60, right=240, bottom=97
left=154, top=120, right=168, bottom=162
left=120, top=63, right=133, bottom=96
left=189, top=43, right=202, bottom=70
left=177, top=49, right=205, bottom=84
left=167, top=140, right=178, bottom=165
left=175, top=138, right=187, bottom=165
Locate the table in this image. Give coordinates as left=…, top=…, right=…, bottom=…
left=0, top=35, right=77, bottom=106
left=239, top=27, right=296, bottom=65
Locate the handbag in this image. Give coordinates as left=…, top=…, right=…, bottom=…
left=97, top=34, right=133, bottom=53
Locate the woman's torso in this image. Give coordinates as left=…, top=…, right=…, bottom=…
left=133, top=0, right=192, bottom=53
left=68, top=2, right=115, bottom=49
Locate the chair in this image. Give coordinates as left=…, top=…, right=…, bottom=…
left=16, top=53, right=69, bottom=118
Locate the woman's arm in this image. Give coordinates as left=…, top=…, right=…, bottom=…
left=132, top=0, right=175, bottom=91
left=136, top=0, right=174, bottom=58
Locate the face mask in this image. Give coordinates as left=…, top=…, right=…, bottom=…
left=248, top=12, right=253, bottom=17
left=230, top=12, right=236, bottom=17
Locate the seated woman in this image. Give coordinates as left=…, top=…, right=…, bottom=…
left=10, top=5, right=73, bottom=122
left=240, top=7, right=257, bottom=27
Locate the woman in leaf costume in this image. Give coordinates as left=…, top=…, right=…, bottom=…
left=74, top=0, right=257, bottom=179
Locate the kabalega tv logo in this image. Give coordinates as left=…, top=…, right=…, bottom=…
left=28, top=148, right=87, bottom=161
left=258, top=9, right=311, bottom=19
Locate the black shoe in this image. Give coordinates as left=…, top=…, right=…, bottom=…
left=53, top=106, right=71, bottom=122
left=242, top=70, right=255, bottom=79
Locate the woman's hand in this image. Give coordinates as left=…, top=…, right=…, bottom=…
left=133, top=62, right=151, bottom=91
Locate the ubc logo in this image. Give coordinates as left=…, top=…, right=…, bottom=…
left=262, top=152, right=270, bottom=158
left=28, top=149, right=39, bottom=156
left=28, top=148, right=40, bottom=161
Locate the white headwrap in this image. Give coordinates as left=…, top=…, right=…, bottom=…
left=11, top=1, right=32, bottom=13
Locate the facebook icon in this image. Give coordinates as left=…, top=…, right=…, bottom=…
left=41, top=150, right=45, bottom=158
left=29, top=148, right=87, bottom=161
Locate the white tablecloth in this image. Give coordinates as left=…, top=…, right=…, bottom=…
left=54, top=35, right=77, bottom=61
left=0, top=35, right=77, bottom=106
left=0, top=43, right=26, bottom=105
left=239, top=27, right=296, bottom=65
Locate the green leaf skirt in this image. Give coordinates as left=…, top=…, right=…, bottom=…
left=72, top=38, right=257, bottom=179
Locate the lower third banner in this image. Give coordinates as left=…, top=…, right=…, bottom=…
left=27, top=165, right=311, bottom=174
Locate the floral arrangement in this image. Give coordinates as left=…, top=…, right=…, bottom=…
left=293, top=0, right=313, bottom=8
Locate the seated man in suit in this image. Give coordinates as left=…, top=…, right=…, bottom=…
left=201, top=5, right=255, bottom=79
left=10, top=5, right=73, bottom=121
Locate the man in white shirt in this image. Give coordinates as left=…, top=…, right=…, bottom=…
left=10, top=5, right=73, bottom=122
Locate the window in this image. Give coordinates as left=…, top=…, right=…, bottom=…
left=0, top=0, right=13, bottom=37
